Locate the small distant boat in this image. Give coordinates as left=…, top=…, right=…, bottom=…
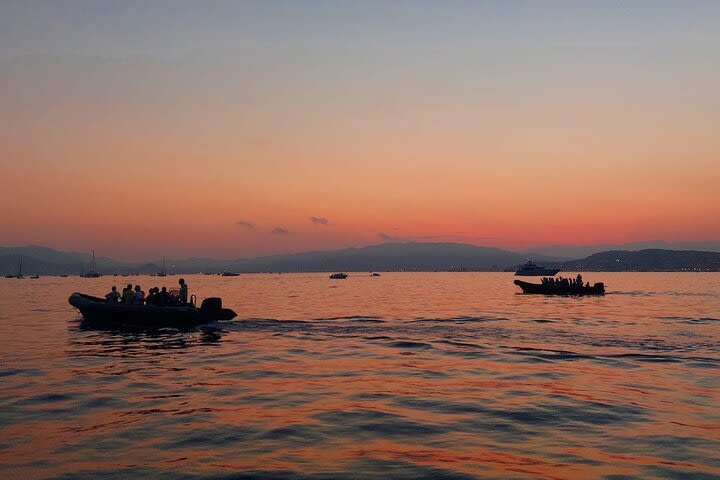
left=69, top=293, right=237, bottom=327
left=329, top=273, right=348, bottom=279
left=30, top=274, right=40, bottom=279
left=514, top=260, right=560, bottom=277
left=514, top=279, right=605, bottom=296
left=80, top=251, right=102, bottom=278
left=221, top=272, right=240, bottom=277
left=60, top=274, right=68, bottom=278
left=370, top=272, right=381, bottom=277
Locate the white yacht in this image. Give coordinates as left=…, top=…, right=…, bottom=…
left=514, top=260, right=560, bottom=276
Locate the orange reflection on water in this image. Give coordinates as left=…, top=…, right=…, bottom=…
left=0, top=272, right=718, bottom=478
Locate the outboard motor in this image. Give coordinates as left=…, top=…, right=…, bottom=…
left=200, top=297, right=223, bottom=312
left=199, top=297, right=237, bottom=321
left=593, top=282, right=605, bottom=294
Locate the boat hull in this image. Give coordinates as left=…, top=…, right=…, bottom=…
left=514, top=268, right=560, bottom=276
left=68, top=293, right=236, bottom=327
left=514, top=280, right=605, bottom=296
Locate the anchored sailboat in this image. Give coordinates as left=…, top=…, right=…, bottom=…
left=157, top=257, right=167, bottom=277
left=5, top=256, right=24, bottom=278
left=80, top=251, right=102, bottom=278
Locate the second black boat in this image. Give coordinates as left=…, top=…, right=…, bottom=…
left=514, top=279, right=605, bottom=296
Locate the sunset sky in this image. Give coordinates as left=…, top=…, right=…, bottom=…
left=1, top=1, right=719, bottom=261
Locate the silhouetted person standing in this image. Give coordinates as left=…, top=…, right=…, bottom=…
left=178, top=278, right=188, bottom=304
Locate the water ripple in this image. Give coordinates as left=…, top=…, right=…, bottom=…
left=2, top=273, right=719, bottom=479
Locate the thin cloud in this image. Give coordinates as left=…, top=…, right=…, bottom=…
left=414, top=234, right=503, bottom=241
left=378, top=232, right=392, bottom=241
left=236, top=220, right=255, bottom=229
left=310, top=216, right=329, bottom=225
left=272, top=227, right=290, bottom=235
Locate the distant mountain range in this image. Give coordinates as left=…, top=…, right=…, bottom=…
left=524, top=240, right=720, bottom=260
left=1, top=243, right=720, bottom=275
left=233, top=242, right=556, bottom=273
left=0, top=246, right=130, bottom=276
left=561, top=249, right=720, bottom=271
left=0, top=243, right=549, bottom=275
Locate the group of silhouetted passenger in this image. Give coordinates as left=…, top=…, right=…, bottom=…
left=105, top=278, right=188, bottom=305
left=145, top=286, right=173, bottom=305
left=541, top=274, right=590, bottom=289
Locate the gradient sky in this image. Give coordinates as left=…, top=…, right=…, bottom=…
left=1, top=1, right=719, bottom=261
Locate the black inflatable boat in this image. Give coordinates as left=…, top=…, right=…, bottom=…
left=69, top=292, right=237, bottom=327
left=514, top=280, right=605, bottom=296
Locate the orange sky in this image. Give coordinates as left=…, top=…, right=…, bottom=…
left=1, top=3, right=719, bottom=260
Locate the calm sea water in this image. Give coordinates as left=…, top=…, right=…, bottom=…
left=1, top=273, right=719, bottom=480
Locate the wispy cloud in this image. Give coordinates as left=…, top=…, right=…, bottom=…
left=377, top=232, right=500, bottom=243
left=310, top=216, right=329, bottom=225
left=272, top=227, right=290, bottom=235
left=413, top=234, right=503, bottom=241
left=236, top=220, right=255, bottom=229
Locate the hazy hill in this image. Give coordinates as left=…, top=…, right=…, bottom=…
left=0, top=245, right=111, bottom=267
left=525, top=241, right=720, bottom=260
left=0, top=246, right=149, bottom=275
left=0, top=243, right=546, bottom=275
left=3, top=244, right=720, bottom=275
left=562, top=249, right=720, bottom=271
left=227, top=242, right=543, bottom=272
